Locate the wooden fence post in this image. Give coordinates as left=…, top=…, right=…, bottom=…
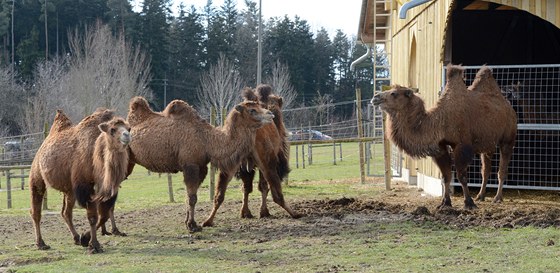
left=167, top=173, right=174, bottom=202
left=6, top=171, right=12, bottom=209
left=356, top=88, right=365, bottom=184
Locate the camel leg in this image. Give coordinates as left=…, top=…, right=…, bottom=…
left=239, top=167, right=256, bottom=219
left=258, top=171, right=271, bottom=218
left=261, top=167, right=301, bottom=218
left=475, top=153, right=493, bottom=201
left=83, top=200, right=103, bottom=254
left=183, top=165, right=203, bottom=232
left=61, top=193, right=80, bottom=245
left=432, top=148, right=454, bottom=208
left=30, top=176, right=50, bottom=250
left=495, top=143, right=514, bottom=203
left=453, top=144, right=476, bottom=209
left=97, top=195, right=126, bottom=236
left=203, top=171, right=234, bottom=227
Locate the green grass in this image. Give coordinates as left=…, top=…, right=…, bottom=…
left=1, top=143, right=559, bottom=272
left=0, top=142, right=372, bottom=212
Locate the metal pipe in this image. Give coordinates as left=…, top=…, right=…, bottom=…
left=399, top=0, right=433, bottom=19
left=350, top=45, right=372, bottom=71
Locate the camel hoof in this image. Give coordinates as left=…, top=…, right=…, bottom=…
left=260, top=209, right=271, bottom=218
left=463, top=202, right=478, bottom=210
left=202, top=220, right=214, bottom=227
left=474, top=195, right=485, bottom=202
left=241, top=210, right=254, bottom=219
left=87, top=243, right=103, bottom=254
left=492, top=198, right=503, bottom=204
left=291, top=212, right=304, bottom=219
left=101, top=230, right=111, bottom=236
left=436, top=200, right=452, bottom=210
left=73, top=234, right=81, bottom=245
left=80, top=232, right=91, bottom=247
left=187, top=223, right=202, bottom=233
left=111, top=229, right=127, bottom=236
left=37, top=240, right=51, bottom=250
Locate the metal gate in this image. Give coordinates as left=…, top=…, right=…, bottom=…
left=446, top=64, right=560, bottom=190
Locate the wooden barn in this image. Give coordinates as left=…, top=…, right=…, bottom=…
left=358, top=0, right=560, bottom=195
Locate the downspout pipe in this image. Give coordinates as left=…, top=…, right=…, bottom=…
left=350, top=45, right=372, bottom=72
left=399, top=0, right=433, bottom=19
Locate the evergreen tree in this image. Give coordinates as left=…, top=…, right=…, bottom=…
left=168, top=4, right=204, bottom=103
left=139, top=0, right=172, bottom=107
left=312, top=28, right=335, bottom=96
left=234, top=0, right=258, bottom=86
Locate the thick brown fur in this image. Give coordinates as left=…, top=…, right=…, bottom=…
left=371, top=64, right=517, bottom=209
left=28, top=108, right=125, bottom=254
left=203, top=85, right=299, bottom=227
left=126, top=96, right=274, bottom=232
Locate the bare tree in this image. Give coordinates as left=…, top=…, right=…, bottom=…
left=0, top=66, right=25, bottom=135
left=265, top=60, right=297, bottom=109
left=23, top=21, right=153, bottom=132
left=196, top=53, right=242, bottom=123
left=312, top=90, right=334, bottom=126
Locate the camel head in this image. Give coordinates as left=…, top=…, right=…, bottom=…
left=371, top=85, right=418, bottom=113
left=99, top=117, right=132, bottom=148
left=233, top=101, right=275, bottom=129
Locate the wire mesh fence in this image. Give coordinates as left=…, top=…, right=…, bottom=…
left=443, top=64, right=560, bottom=190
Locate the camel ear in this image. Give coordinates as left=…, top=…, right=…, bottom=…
left=278, top=97, right=283, bottom=108
left=99, top=123, right=110, bottom=133
left=235, top=104, right=245, bottom=113
left=405, top=89, right=414, bottom=97
left=411, top=88, right=419, bottom=93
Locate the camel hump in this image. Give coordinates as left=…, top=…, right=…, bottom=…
left=50, top=109, right=73, bottom=133
left=256, top=84, right=273, bottom=104
left=162, top=99, right=199, bottom=120
left=446, top=64, right=464, bottom=80
left=127, top=96, right=158, bottom=125
left=469, top=66, right=502, bottom=95
left=242, top=87, right=258, bottom=102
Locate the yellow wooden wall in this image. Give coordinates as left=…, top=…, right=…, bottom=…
left=388, top=0, right=560, bottom=178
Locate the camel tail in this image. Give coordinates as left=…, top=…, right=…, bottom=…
left=277, top=141, right=291, bottom=180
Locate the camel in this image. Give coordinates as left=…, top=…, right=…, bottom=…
left=371, top=64, right=517, bottom=209
left=91, top=117, right=132, bottom=239
left=202, top=85, right=300, bottom=227
left=126, top=96, right=274, bottom=232
left=29, top=109, right=131, bottom=253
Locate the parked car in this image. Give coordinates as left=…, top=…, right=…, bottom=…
left=289, top=129, right=332, bottom=141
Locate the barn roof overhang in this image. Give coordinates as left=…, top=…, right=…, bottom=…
left=357, top=0, right=391, bottom=45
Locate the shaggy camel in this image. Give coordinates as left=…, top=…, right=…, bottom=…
left=127, top=96, right=274, bottom=232
left=371, top=65, right=517, bottom=209
left=92, top=117, right=132, bottom=238
left=203, top=85, right=299, bottom=227
left=29, top=109, right=131, bottom=253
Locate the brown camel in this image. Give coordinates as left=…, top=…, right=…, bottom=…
left=91, top=117, right=132, bottom=238
left=203, top=85, right=299, bottom=227
left=126, top=96, right=274, bottom=232
left=371, top=64, right=517, bottom=209
left=29, top=109, right=131, bottom=253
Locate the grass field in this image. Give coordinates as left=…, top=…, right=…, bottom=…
left=1, top=142, right=559, bottom=272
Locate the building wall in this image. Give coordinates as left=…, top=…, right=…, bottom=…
left=388, top=0, right=560, bottom=192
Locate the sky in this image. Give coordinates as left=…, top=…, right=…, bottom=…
left=132, top=0, right=363, bottom=38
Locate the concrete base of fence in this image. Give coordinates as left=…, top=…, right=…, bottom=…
left=392, top=168, right=417, bottom=186
left=417, top=172, right=443, bottom=197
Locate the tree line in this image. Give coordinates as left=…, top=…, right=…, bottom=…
left=0, top=0, right=382, bottom=136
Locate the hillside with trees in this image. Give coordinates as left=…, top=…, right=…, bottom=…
left=0, top=0, right=382, bottom=136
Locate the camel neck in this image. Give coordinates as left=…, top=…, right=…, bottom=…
left=388, top=100, right=444, bottom=158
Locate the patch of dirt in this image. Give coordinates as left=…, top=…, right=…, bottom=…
left=1, top=179, right=559, bottom=260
